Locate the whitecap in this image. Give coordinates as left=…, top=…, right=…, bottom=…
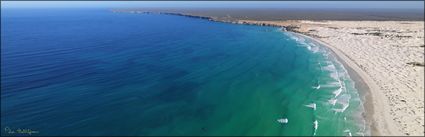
left=333, top=87, right=342, bottom=98
left=328, top=99, right=337, bottom=106
left=313, top=120, right=319, bottom=136
left=332, top=102, right=350, bottom=113
left=323, top=64, right=336, bottom=72
left=277, top=118, right=288, bottom=124
left=305, top=103, right=317, bottom=110
left=321, top=82, right=340, bottom=88
left=344, top=129, right=352, bottom=136
left=309, top=43, right=320, bottom=53
left=312, top=84, right=321, bottom=90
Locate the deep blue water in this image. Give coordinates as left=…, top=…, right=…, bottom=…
left=1, top=8, right=365, bottom=136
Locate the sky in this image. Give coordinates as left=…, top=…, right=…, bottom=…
left=1, top=1, right=424, bottom=9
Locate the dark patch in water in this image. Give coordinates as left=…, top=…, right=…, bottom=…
left=182, top=47, right=195, bottom=54
left=160, top=69, right=190, bottom=80
left=2, top=59, right=100, bottom=93
left=155, top=81, right=201, bottom=102
left=190, top=53, right=229, bottom=63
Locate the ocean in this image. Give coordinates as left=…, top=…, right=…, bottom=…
left=1, top=8, right=366, bottom=136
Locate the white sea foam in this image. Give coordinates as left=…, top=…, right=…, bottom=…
left=333, top=87, right=343, bottom=98
left=330, top=72, right=340, bottom=80
left=308, top=43, right=320, bottom=53
left=289, top=34, right=306, bottom=44
left=356, top=132, right=365, bottom=136
left=303, top=42, right=320, bottom=53
left=344, top=129, right=352, bottom=136
left=313, top=120, right=319, bottom=136
left=312, top=84, right=321, bottom=90
left=307, top=45, right=312, bottom=50
left=321, top=82, right=340, bottom=88
left=287, top=33, right=322, bottom=54
left=338, top=94, right=351, bottom=104
left=323, top=64, right=337, bottom=72
left=305, top=103, right=317, bottom=110
left=277, top=118, right=288, bottom=124
left=287, top=32, right=367, bottom=135
left=333, top=94, right=351, bottom=113
left=328, top=99, right=337, bottom=106
left=318, top=62, right=323, bottom=71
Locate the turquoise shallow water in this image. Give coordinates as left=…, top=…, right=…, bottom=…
left=1, top=9, right=366, bottom=136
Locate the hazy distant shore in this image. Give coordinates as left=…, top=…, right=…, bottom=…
left=114, top=8, right=425, bottom=136
left=112, top=8, right=424, bottom=21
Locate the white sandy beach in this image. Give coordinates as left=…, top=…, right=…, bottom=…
left=238, top=20, right=424, bottom=136
left=305, top=21, right=424, bottom=136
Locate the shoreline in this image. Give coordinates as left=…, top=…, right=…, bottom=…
left=135, top=11, right=382, bottom=135
left=290, top=32, right=380, bottom=136
left=115, top=11, right=424, bottom=135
